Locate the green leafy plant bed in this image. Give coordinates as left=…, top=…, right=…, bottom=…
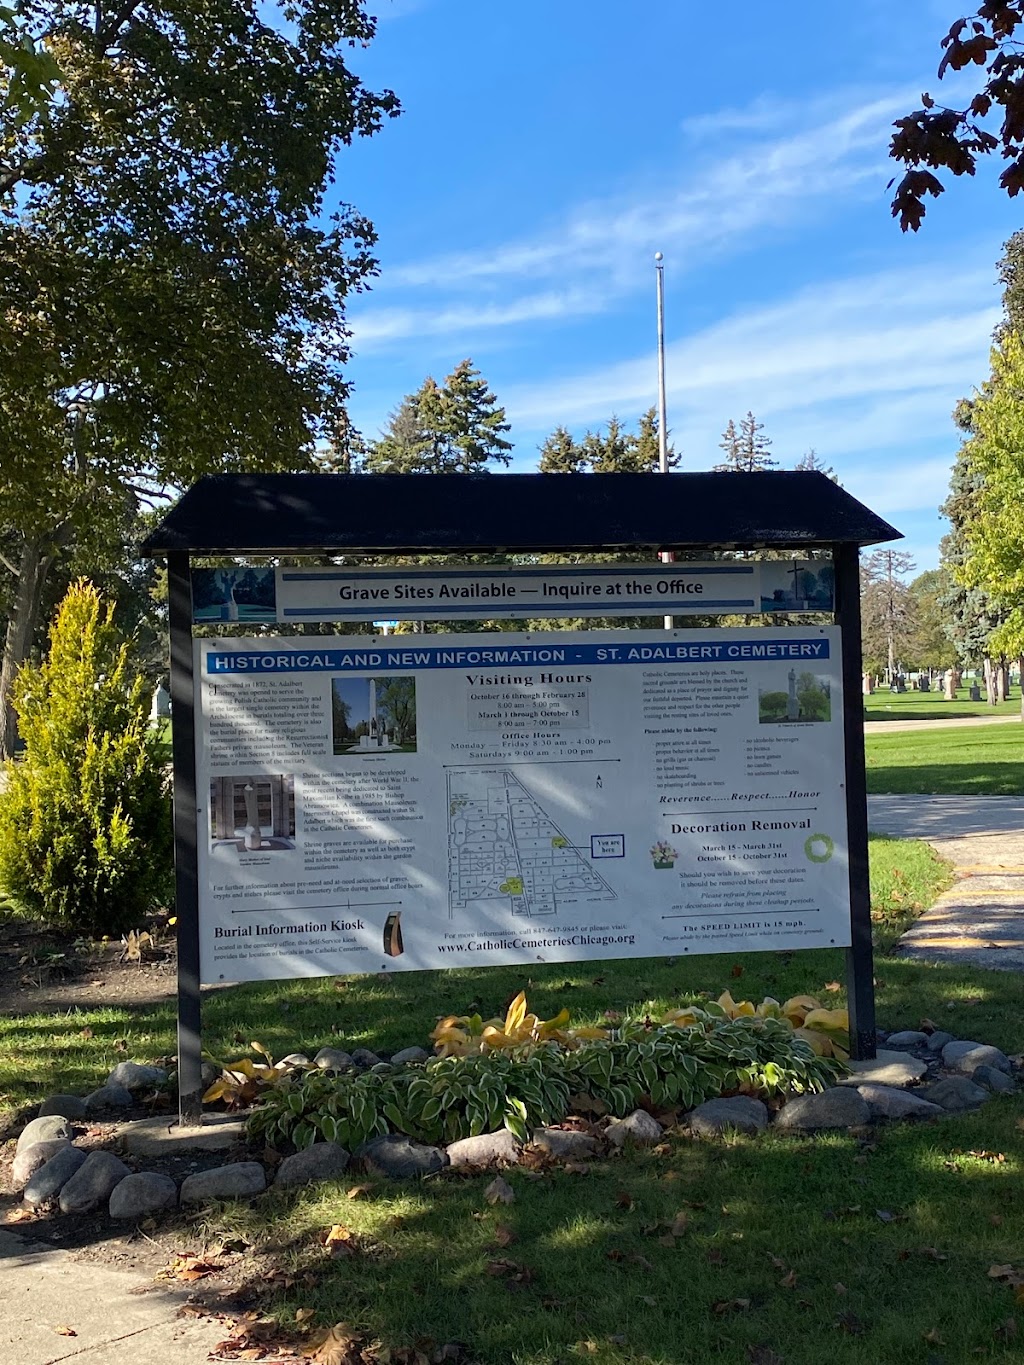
left=246, top=1002, right=844, bottom=1153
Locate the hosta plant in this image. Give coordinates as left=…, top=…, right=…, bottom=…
left=248, top=1015, right=843, bottom=1152
left=430, top=989, right=609, bottom=1057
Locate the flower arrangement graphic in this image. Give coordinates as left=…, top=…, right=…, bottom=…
left=650, top=840, right=679, bottom=870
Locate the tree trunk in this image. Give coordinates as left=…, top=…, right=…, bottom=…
left=0, top=539, right=49, bottom=760
left=998, top=659, right=1011, bottom=702
left=983, top=656, right=998, bottom=706
left=1019, top=657, right=1024, bottom=719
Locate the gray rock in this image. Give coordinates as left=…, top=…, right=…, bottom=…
left=107, top=1061, right=167, bottom=1091
left=59, top=1150, right=131, bottom=1214
left=355, top=1134, right=447, bottom=1179
left=180, top=1162, right=266, bottom=1204
left=391, top=1046, right=431, bottom=1065
left=918, top=1076, right=989, bottom=1111
left=606, top=1109, right=665, bottom=1147
left=941, top=1041, right=1012, bottom=1076
left=201, top=1061, right=220, bottom=1087
left=351, top=1048, right=382, bottom=1069
left=313, top=1046, right=353, bottom=1071
left=38, top=1094, right=88, bottom=1120
left=854, top=1084, right=944, bottom=1121
left=108, top=1172, right=178, bottom=1220
left=275, top=1052, right=311, bottom=1070
left=12, top=1139, right=72, bottom=1188
left=275, top=1141, right=350, bottom=1188
left=445, top=1129, right=521, bottom=1169
left=84, top=1082, right=134, bottom=1113
left=121, top=1112, right=251, bottom=1157
left=531, top=1127, right=599, bottom=1159
left=884, top=1030, right=929, bottom=1049
left=23, top=1146, right=87, bottom=1207
left=16, top=1114, right=73, bottom=1155
left=686, top=1097, right=769, bottom=1137
left=836, top=1049, right=926, bottom=1088
left=973, top=1065, right=1016, bottom=1095
left=775, top=1087, right=870, bottom=1132
left=925, top=1030, right=955, bottom=1054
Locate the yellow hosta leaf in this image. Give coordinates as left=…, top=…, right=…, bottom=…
left=782, top=995, right=821, bottom=1025
left=756, top=998, right=783, bottom=1018
left=802, top=1008, right=849, bottom=1033
left=504, top=990, right=529, bottom=1033
left=539, top=1007, right=571, bottom=1035
left=716, top=990, right=739, bottom=1016
left=793, top=1026, right=828, bottom=1056
left=202, top=1079, right=230, bottom=1103
left=733, top=1000, right=756, bottom=1017
left=567, top=1026, right=611, bottom=1041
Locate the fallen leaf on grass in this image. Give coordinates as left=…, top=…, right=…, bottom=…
left=669, top=1211, right=689, bottom=1237
left=834, top=1283, right=847, bottom=1296
left=53, top=1326, right=76, bottom=1337
left=5, top=1208, right=37, bottom=1224
left=642, top=1295, right=658, bottom=1307
left=994, top=1317, right=1018, bottom=1343
left=486, top=1258, right=533, bottom=1287
left=989, top=1264, right=1024, bottom=1286
left=323, top=1225, right=358, bottom=1259
left=823, top=981, right=841, bottom=994
left=712, top=1298, right=751, bottom=1315
left=491, top=1223, right=516, bottom=1248
left=347, top=1185, right=372, bottom=1200
left=746, top=1347, right=784, bottom=1365
left=160, top=1254, right=224, bottom=1282
left=305, top=1321, right=367, bottom=1364
left=614, top=1190, right=634, bottom=1210
left=835, top=1311, right=865, bottom=1335
left=706, top=1250, right=725, bottom=1266
left=575, top=1342, right=599, bottom=1355
left=484, top=1177, right=514, bottom=1206
left=923, top=1329, right=944, bottom=1345
left=779, top=1270, right=797, bottom=1290
left=919, top=1247, right=947, bottom=1262
left=731, top=964, right=744, bottom=978
left=296, top=1308, right=316, bottom=1324
left=990, top=1214, right=1004, bottom=1227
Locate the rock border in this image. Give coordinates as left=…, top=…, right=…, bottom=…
left=3, top=1027, right=1019, bottom=1220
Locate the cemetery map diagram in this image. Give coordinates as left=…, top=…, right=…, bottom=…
left=447, top=768, right=616, bottom=917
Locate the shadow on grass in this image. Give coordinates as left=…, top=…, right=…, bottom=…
left=165, top=1096, right=1024, bottom=1365
left=866, top=763, right=1024, bottom=797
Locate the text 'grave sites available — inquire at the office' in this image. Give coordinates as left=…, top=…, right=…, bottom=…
left=195, top=628, right=851, bottom=984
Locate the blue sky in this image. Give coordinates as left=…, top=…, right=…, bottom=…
left=333, top=0, right=1020, bottom=570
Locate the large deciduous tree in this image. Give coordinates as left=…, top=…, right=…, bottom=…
left=0, top=0, right=399, bottom=756
left=890, top=1, right=1024, bottom=230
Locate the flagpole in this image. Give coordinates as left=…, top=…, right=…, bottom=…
left=655, top=252, right=673, bottom=630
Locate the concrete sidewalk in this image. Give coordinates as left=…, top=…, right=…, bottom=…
left=0, top=1230, right=226, bottom=1365
left=868, top=794, right=1024, bottom=970
left=864, top=713, right=1022, bottom=734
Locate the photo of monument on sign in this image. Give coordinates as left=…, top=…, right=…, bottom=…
left=209, top=774, right=296, bottom=852
left=760, top=561, right=835, bottom=613
left=758, top=667, right=831, bottom=724
left=332, top=676, right=418, bottom=755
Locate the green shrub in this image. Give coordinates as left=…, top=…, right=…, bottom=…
left=247, top=1018, right=844, bottom=1151
left=0, top=581, right=172, bottom=934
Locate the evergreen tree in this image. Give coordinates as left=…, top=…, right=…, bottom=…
left=365, top=361, right=511, bottom=474
left=0, top=581, right=171, bottom=933
left=795, top=448, right=839, bottom=482
left=538, top=426, right=586, bottom=473
left=716, top=412, right=776, bottom=472
left=860, top=549, right=918, bottom=681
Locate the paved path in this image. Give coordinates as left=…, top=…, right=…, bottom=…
left=868, top=795, right=1024, bottom=970
left=864, top=713, right=1022, bottom=734
left=0, top=1230, right=226, bottom=1365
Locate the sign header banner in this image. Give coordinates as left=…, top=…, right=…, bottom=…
left=191, top=561, right=835, bottom=624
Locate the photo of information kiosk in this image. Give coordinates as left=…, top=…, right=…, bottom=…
left=143, top=471, right=900, bottom=1123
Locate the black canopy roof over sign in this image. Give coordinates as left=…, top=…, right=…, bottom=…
left=142, top=470, right=900, bottom=557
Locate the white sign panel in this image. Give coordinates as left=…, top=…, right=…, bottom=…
left=195, top=627, right=851, bottom=985
left=190, top=561, right=835, bottom=623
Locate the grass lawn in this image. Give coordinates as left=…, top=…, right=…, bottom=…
left=864, top=689, right=1021, bottom=723
left=865, top=723, right=1024, bottom=796
left=4, top=837, right=1018, bottom=1364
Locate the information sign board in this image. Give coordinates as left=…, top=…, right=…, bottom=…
left=195, top=626, right=850, bottom=984
left=190, top=561, right=835, bottom=624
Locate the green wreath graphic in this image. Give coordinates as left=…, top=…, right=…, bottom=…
left=804, top=833, right=834, bottom=864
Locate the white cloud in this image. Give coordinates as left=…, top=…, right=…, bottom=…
left=349, top=287, right=604, bottom=348
left=502, top=260, right=998, bottom=474
left=377, top=92, right=906, bottom=301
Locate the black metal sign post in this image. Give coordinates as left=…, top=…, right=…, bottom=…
left=834, top=543, right=876, bottom=1059
left=167, top=552, right=204, bottom=1125
left=148, top=471, right=898, bottom=1125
